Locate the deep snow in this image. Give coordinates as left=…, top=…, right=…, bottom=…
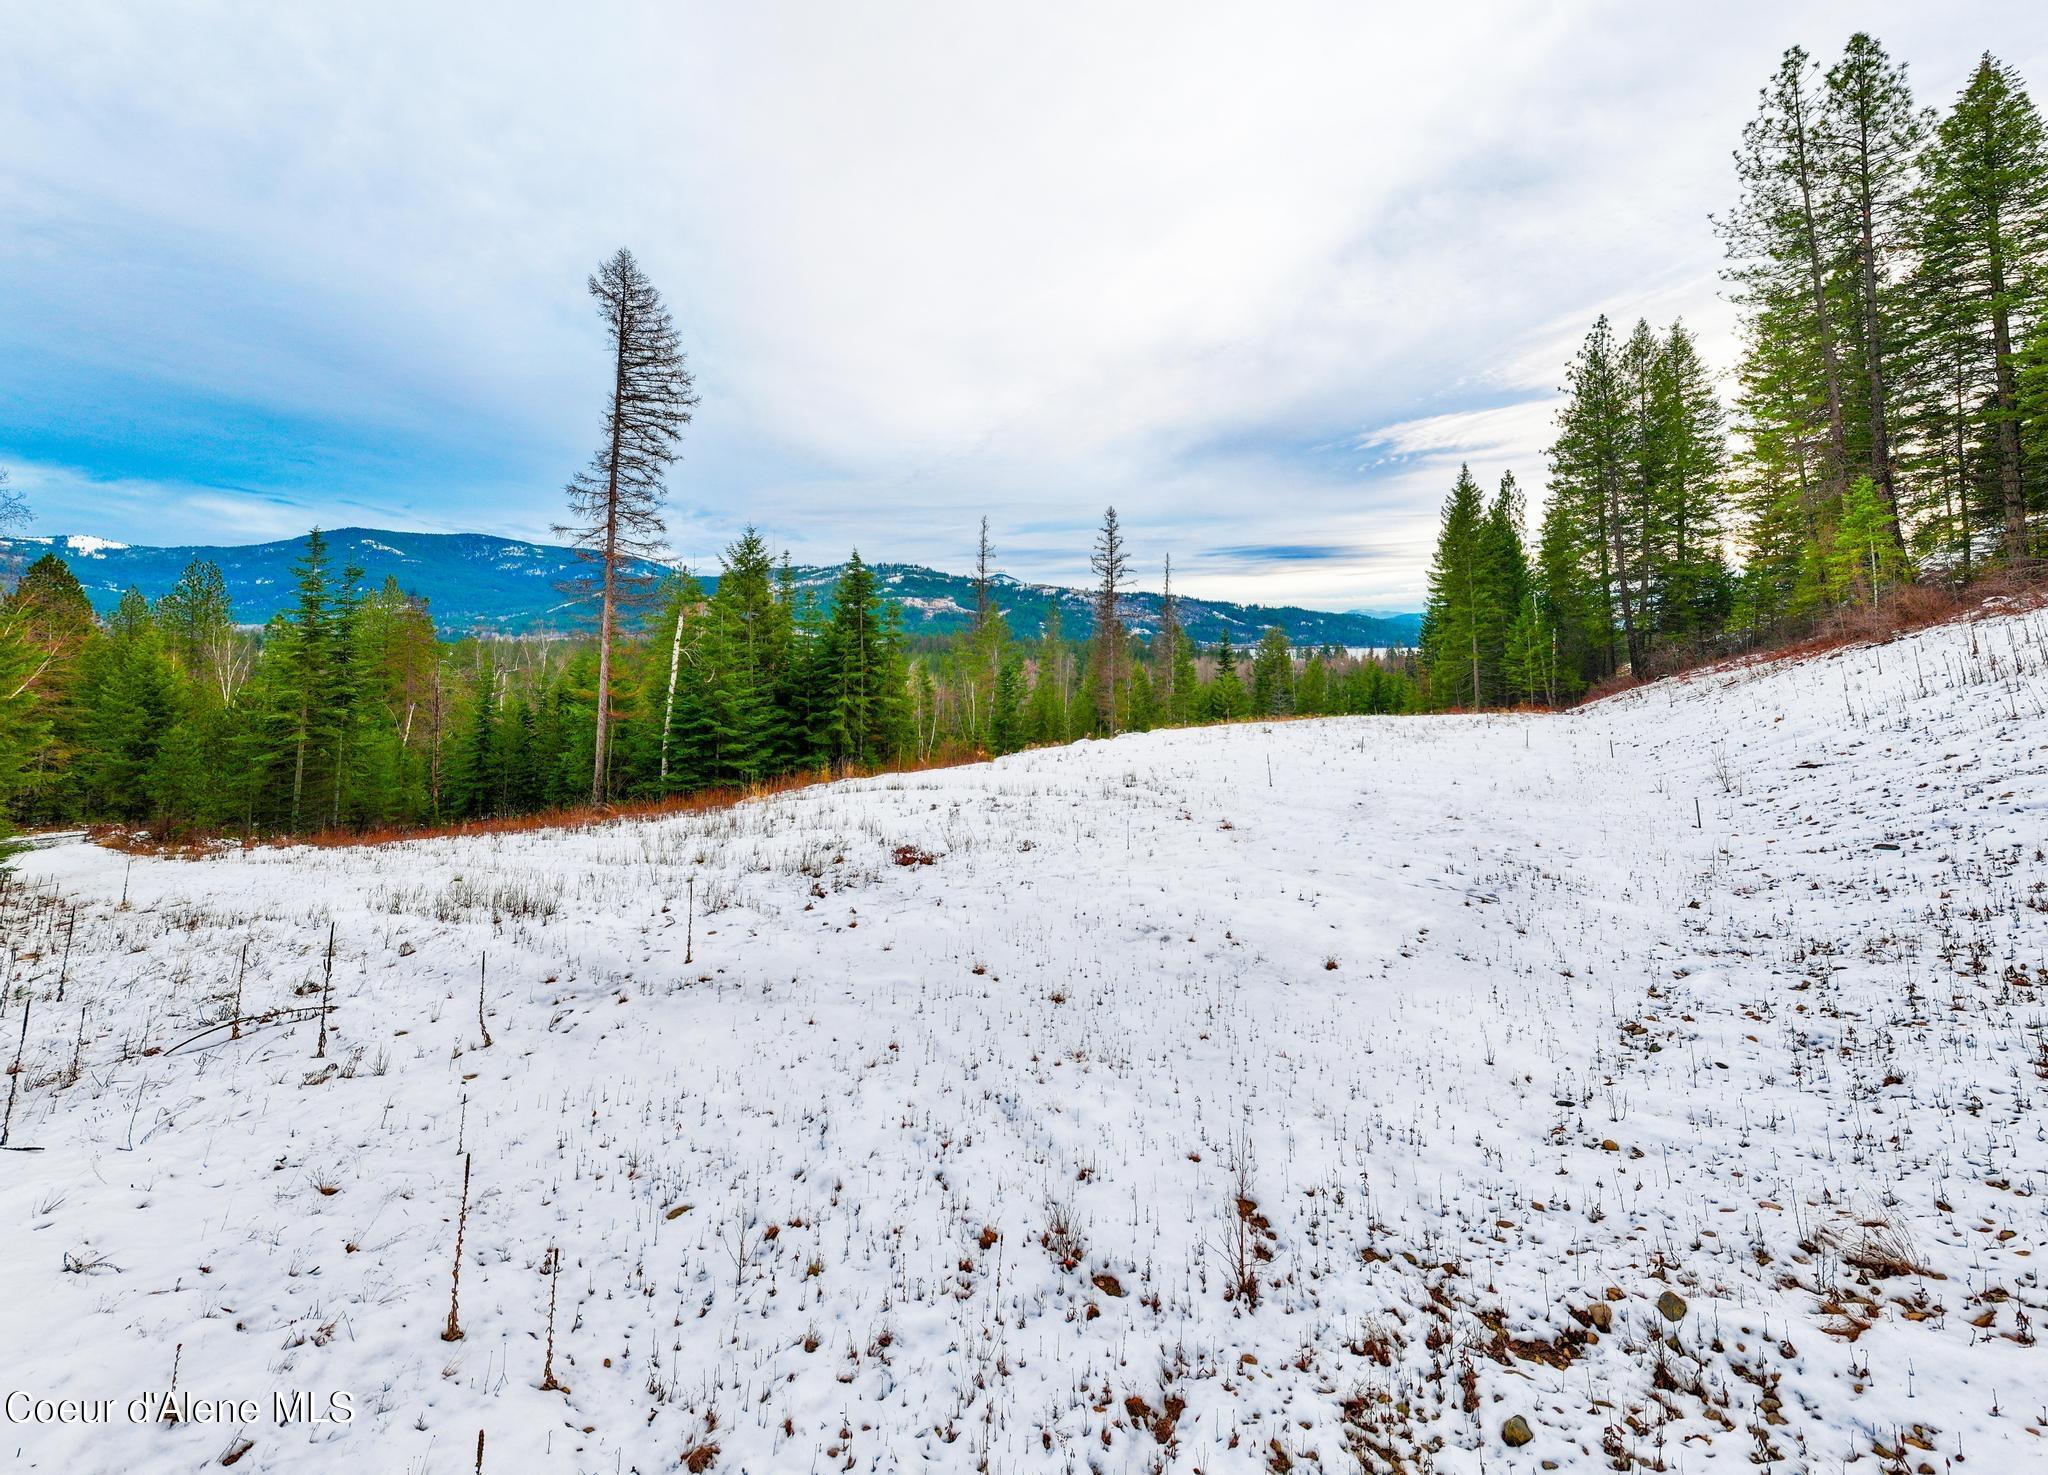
left=2, top=607, right=2044, bottom=1474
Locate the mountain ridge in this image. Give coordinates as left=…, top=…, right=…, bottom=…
left=4, top=526, right=1422, bottom=647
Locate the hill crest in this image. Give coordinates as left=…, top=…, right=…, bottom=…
left=4, top=526, right=1422, bottom=647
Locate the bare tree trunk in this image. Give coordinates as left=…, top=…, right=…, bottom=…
left=1851, top=117, right=1903, bottom=547
left=659, top=598, right=684, bottom=785
left=1605, top=468, right=1643, bottom=674
left=591, top=316, right=629, bottom=806
left=1987, top=245, right=2029, bottom=560
left=1788, top=87, right=1851, bottom=504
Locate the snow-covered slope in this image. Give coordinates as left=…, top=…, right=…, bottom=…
left=3, top=608, right=2044, bottom=1473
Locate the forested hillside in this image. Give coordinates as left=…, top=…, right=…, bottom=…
left=0, top=526, right=1419, bottom=646
left=1416, top=38, right=2048, bottom=708
left=0, top=518, right=1420, bottom=838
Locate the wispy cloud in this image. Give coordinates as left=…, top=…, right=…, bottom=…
left=1203, top=543, right=1400, bottom=567
left=1354, top=400, right=1563, bottom=472
left=2, top=2, right=2041, bottom=607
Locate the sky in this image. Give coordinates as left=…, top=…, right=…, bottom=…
left=3, top=3, right=2044, bottom=610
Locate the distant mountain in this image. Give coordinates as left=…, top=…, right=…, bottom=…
left=4, top=527, right=1422, bottom=648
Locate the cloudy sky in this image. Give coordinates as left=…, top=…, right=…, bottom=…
left=3, top=3, right=2042, bottom=609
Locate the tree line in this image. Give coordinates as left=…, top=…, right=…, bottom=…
left=1421, top=36, right=2048, bottom=707
left=0, top=518, right=1420, bottom=839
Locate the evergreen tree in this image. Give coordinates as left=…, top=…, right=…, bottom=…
left=1915, top=54, right=2048, bottom=561
left=965, top=519, right=1010, bottom=747
left=1026, top=603, right=1070, bottom=743
left=1088, top=507, right=1129, bottom=734
left=1721, top=46, right=1853, bottom=523
left=1503, top=593, right=1556, bottom=706
left=1477, top=472, right=1531, bottom=691
left=4, top=556, right=94, bottom=821
left=1250, top=628, right=1294, bottom=715
left=647, top=574, right=709, bottom=791
left=990, top=651, right=1028, bottom=754
left=817, top=552, right=904, bottom=768
left=1650, top=323, right=1735, bottom=638
left=1546, top=318, right=1634, bottom=676
left=70, top=589, right=178, bottom=820
left=1420, top=465, right=1492, bottom=707
left=1206, top=634, right=1249, bottom=719
left=1124, top=660, right=1157, bottom=732
left=1167, top=627, right=1200, bottom=726
left=1823, top=33, right=1930, bottom=539
left=156, top=558, right=241, bottom=699
left=1154, top=554, right=1182, bottom=721
left=265, top=530, right=370, bottom=830
left=1831, top=473, right=1909, bottom=603
left=1296, top=652, right=1328, bottom=715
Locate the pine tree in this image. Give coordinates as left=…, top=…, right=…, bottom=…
left=1477, top=472, right=1530, bottom=694
left=1502, top=593, right=1556, bottom=706
left=1124, top=661, right=1157, bottom=732
left=1167, top=627, right=1200, bottom=726
left=1420, top=465, right=1492, bottom=707
left=1831, top=473, right=1909, bottom=604
left=0, top=604, right=45, bottom=847
left=1289, top=650, right=1316, bottom=714
left=558, top=248, right=698, bottom=803
left=990, top=652, right=1027, bottom=754
left=445, top=658, right=500, bottom=819
left=276, top=533, right=331, bottom=828
left=965, top=519, right=1009, bottom=747
left=817, top=552, right=904, bottom=768
left=1154, top=554, right=1181, bottom=721
left=1026, top=603, right=1070, bottom=743
left=1088, top=507, right=1129, bottom=734
left=1250, top=628, right=1294, bottom=715
left=1547, top=318, right=1636, bottom=676
left=1824, top=34, right=1930, bottom=540
left=69, top=589, right=178, bottom=820
left=1915, top=55, right=2048, bottom=561
left=1651, top=322, right=1734, bottom=639
left=1721, top=46, right=1853, bottom=521
left=3, top=548, right=98, bottom=826
left=1206, top=634, right=1249, bottom=719
left=157, top=558, right=246, bottom=704
left=2021, top=317, right=2048, bottom=502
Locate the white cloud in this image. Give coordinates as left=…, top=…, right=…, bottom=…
left=3, top=2, right=2044, bottom=606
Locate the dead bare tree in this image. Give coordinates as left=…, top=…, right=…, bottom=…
left=557, top=248, right=698, bottom=805
left=1156, top=553, right=1179, bottom=715
left=1089, top=506, right=1129, bottom=734
left=442, top=1152, right=473, bottom=1341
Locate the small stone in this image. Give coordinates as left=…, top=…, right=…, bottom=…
left=1605, top=1286, right=1625, bottom=1302
left=1601, top=1139, right=1620, bottom=1152
left=1501, top=1414, right=1533, bottom=1448
left=1657, top=1290, right=1688, bottom=1322
left=1584, top=1302, right=1612, bottom=1332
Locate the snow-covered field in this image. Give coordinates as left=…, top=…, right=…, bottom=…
left=3, top=609, right=2045, bottom=1475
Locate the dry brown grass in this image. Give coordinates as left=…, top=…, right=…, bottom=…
left=91, top=745, right=997, bottom=856
left=1589, top=570, right=2048, bottom=706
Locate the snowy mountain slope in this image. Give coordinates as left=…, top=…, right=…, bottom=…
left=0, top=527, right=1423, bottom=646
left=2, top=607, right=2044, bottom=1473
